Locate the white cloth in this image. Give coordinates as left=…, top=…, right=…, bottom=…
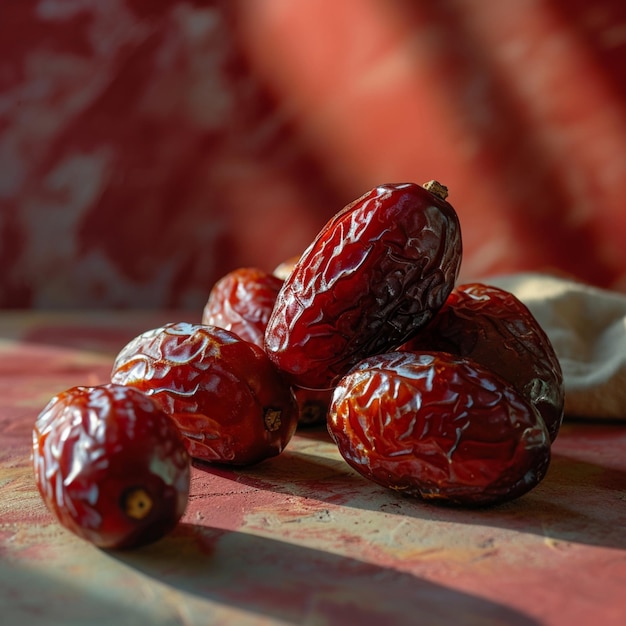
left=485, top=273, right=626, bottom=420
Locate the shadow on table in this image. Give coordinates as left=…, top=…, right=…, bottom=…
left=196, top=425, right=626, bottom=553
left=0, top=559, right=151, bottom=626
left=111, top=523, right=540, bottom=626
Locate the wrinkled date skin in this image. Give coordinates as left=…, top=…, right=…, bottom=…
left=203, top=267, right=330, bottom=426
left=327, top=351, right=551, bottom=507
left=264, top=182, right=462, bottom=389
left=400, top=283, right=564, bottom=442
left=32, top=384, right=190, bottom=549
left=202, top=267, right=284, bottom=348
left=111, top=322, right=299, bottom=465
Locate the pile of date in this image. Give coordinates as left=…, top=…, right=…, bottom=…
left=32, top=181, right=564, bottom=549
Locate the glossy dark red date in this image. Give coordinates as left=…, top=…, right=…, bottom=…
left=264, top=182, right=463, bottom=389
left=32, top=384, right=190, bottom=549
left=111, top=322, right=299, bottom=465
left=400, top=283, right=564, bottom=442
left=327, top=351, right=551, bottom=507
left=203, top=266, right=331, bottom=426
left=202, top=267, right=284, bottom=348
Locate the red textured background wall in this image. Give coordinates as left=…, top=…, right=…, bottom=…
left=2, top=0, right=626, bottom=309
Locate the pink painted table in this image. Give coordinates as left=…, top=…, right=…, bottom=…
left=1, top=311, right=625, bottom=625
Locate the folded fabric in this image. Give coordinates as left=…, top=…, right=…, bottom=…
left=484, top=273, right=626, bottom=421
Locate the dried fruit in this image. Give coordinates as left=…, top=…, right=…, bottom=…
left=111, top=322, right=299, bottom=465
left=32, top=384, right=190, bottom=549
left=204, top=265, right=331, bottom=426
left=202, top=267, right=284, bottom=347
left=327, top=351, right=551, bottom=506
left=400, top=283, right=564, bottom=441
left=264, top=181, right=462, bottom=389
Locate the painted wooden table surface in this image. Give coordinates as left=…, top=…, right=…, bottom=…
left=1, top=311, right=625, bottom=626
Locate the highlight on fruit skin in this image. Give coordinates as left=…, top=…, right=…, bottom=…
left=203, top=263, right=332, bottom=427
left=264, top=181, right=463, bottom=390
left=202, top=266, right=284, bottom=347
left=327, top=351, right=552, bottom=507
left=32, top=383, right=191, bottom=549
left=111, top=322, right=299, bottom=466
left=399, top=282, right=564, bottom=442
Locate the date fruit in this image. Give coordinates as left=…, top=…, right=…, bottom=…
left=327, top=351, right=551, bottom=506
left=32, top=384, right=190, bottom=549
left=111, top=322, right=299, bottom=465
left=202, top=267, right=284, bottom=348
left=264, top=181, right=462, bottom=389
left=400, top=283, right=564, bottom=442
left=204, top=265, right=331, bottom=426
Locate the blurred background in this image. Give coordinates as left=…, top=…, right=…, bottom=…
left=1, top=0, right=625, bottom=310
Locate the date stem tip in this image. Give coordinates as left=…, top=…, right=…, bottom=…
left=422, top=180, right=449, bottom=201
